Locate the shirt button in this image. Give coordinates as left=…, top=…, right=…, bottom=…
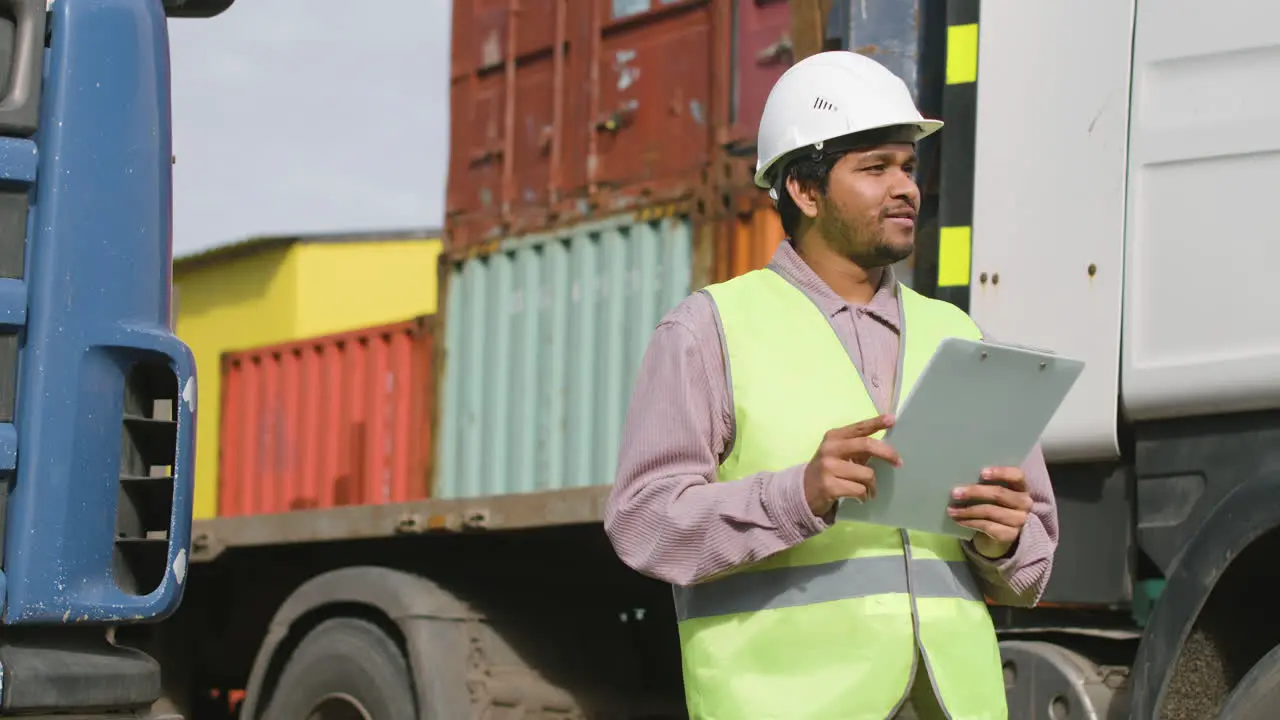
left=855, top=308, right=866, bottom=317
left=871, top=376, right=881, bottom=388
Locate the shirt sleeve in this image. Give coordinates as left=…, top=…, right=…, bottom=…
left=962, top=442, right=1060, bottom=606
left=603, top=293, right=829, bottom=587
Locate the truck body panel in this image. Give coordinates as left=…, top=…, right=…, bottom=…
left=1121, top=0, right=1280, bottom=423
left=6, top=0, right=195, bottom=624
left=966, top=0, right=1130, bottom=463
left=0, top=0, right=237, bottom=714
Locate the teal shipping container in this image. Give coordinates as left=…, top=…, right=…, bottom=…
left=437, top=213, right=694, bottom=499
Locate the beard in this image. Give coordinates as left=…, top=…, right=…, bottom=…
left=816, top=205, right=914, bottom=269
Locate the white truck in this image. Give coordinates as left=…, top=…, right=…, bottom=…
left=931, top=1, right=1280, bottom=717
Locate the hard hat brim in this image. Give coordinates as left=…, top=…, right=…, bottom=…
left=753, top=119, right=945, bottom=190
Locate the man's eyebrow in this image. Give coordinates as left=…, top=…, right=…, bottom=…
left=855, top=150, right=918, bottom=165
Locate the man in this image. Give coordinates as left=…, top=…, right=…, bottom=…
left=604, top=51, right=1058, bottom=720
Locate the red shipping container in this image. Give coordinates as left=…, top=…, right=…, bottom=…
left=446, top=0, right=738, bottom=253
left=729, top=0, right=791, bottom=146
left=217, top=317, right=436, bottom=517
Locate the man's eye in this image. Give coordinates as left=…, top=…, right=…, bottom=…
left=903, top=164, right=917, bottom=175
left=863, top=164, right=887, bottom=173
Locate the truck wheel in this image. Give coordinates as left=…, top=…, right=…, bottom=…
left=1219, top=644, right=1280, bottom=719
left=261, top=617, right=416, bottom=720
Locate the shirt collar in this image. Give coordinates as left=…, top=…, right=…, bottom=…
left=767, top=240, right=902, bottom=331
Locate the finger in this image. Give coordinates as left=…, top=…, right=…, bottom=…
left=980, top=466, right=1027, bottom=491
left=952, top=484, right=1032, bottom=511
left=827, top=476, right=872, bottom=502
left=828, top=436, right=901, bottom=467
left=947, top=502, right=1026, bottom=528
left=822, top=457, right=876, bottom=484
left=821, top=461, right=877, bottom=500
left=829, top=414, right=895, bottom=440
left=953, top=519, right=1019, bottom=545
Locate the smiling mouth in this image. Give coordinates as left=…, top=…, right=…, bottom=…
left=884, top=206, right=917, bottom=224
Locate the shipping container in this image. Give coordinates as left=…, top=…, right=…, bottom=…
left=447, top=0, right=727, bottom=251
left=437, top=211, right=693, bottom=498
left=217, top=317, right=436, bottom=517
left=174, top=230, right=442, bottom=519
left=450, top=0, right=863, bottom=255
left=727, top=0, right=790, bottom=145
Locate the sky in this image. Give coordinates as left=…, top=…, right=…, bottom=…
left=167, top=0, right=450, bottom=257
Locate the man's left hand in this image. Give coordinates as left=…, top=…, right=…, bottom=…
left=947, top=466, right=1032, bottom=559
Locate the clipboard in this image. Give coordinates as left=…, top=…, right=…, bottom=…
left=835, top=337, right=1085, bottom=538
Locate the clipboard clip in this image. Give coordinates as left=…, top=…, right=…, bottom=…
left=979, top=339, right=1057, bottom=355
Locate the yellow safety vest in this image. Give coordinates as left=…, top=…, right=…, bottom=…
left=677, top=268, right=1007, bottom=720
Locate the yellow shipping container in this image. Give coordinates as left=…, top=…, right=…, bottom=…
left=172, top=229, right=443, bottom=519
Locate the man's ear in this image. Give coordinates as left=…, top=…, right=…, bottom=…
left=785, top=175, right=821, bottom=220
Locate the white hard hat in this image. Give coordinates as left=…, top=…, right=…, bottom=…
left=754, top=50, right=943, bottom=193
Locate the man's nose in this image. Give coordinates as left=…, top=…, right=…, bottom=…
left=891, top=171, right=920, bottom=204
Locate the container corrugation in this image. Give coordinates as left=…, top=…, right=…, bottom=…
left=218, top=317, right=436, bottom=517
left=437, top=213, right=693, bottom=499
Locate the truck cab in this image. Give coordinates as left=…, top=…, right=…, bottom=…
left=938, top=1, right=1280, bottom=716
left=0, top=0, right=228, bottom=716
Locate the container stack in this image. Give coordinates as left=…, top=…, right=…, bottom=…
left=435, top=0, right=951, bottom=499
left=205, top=0, right=959, bottom=514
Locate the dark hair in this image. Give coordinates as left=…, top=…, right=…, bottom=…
left=776, top=151, right=845, bottom=240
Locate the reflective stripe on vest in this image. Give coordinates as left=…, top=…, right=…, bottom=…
left=673, top=556, right=982, bottom=622
left=678, top=268, right=1008, bottom=720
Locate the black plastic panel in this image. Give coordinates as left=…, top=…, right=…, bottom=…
left=114, top=361, right=178, bottom=596
left=1040, top=463, right=1134, bottom=607
left=0, top=629, right=160, bottom=712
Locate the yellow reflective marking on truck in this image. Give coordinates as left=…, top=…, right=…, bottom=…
left=938, top=226, right=972, bottom=287
left=946, top=23, right=979, bottom=85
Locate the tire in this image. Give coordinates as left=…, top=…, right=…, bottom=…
left=1219, top=643, right=1280, bottom=719
left=260, top=617, right=417, bottom=720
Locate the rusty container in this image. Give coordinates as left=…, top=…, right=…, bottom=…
left=727, top=0, right=791, bottom=146
left=447, top=0, right=733, bottom=254
left=217, top=317, right=436, bottom=517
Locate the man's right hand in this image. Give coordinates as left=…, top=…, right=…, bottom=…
left=803, top=414, right=902, bottom=516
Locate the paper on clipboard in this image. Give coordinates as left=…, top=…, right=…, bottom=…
left=835, top=337, right=1084, bottom=538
